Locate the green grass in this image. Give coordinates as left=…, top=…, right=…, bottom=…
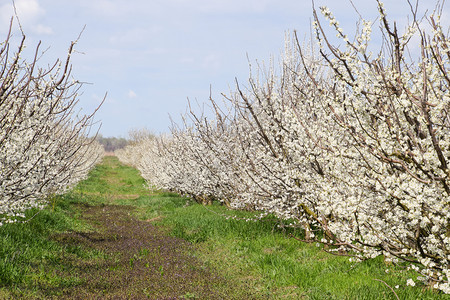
left=0, top=194, right=105, bottom=298
left=99, top=157, right=445, bottom=299
left=0, top=156, right=146, bottom=297
left=74, top=156, right=148, bottom=196
left=145, top=202, right=443, bottom=299
left=0, top=156, right=446, bottom=299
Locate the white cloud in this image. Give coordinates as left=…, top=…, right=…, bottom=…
left=202, top=54, right=221, bottom=71
left=85, top=0, right=129, bottom=17
left=164, top=0, right=272, bottom=14
left=33, top=23, right=53, bottom=35
left=109, top=27, right=161, bottom=45
left=180, top=57, right=195, bottom=64
left=80, top=0, right=163, bottom=18
left=199, top=0, right=271, bottom=14
left=0, top=3, right=16, bottom=26
left=128, top=90, right=137, bottom=98
left=13, top=0, right=44, bottom=20
left=0, top=0, right=52, bottom=35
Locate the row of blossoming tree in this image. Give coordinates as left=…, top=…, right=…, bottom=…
left=0, top=21, right=104, bottom=226
left=117, top=1, right=450, bottom=293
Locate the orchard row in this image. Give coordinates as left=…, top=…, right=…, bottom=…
left=0, top=23, right=103, bottom=225
left=117, top=2, right=450, bottom=293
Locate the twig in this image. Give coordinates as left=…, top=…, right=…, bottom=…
left=373, top=278, right=400, bottom=300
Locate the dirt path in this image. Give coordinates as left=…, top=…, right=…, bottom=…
left=52, top=203, right=232, bottom=299
left=39, top=156, right=245, bottom=299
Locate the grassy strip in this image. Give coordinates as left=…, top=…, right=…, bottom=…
left=162, top=203, right=444, bottom=299
left=131, top=198, right=443, bottom=299
left=101, top=156, right=443, bottom=299
left=0, top=194, right=106, bottom=298
left=0, top=156, right=147, bottom=298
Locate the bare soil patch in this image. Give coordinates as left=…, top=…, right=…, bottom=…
left=50, top=204, right=236, bottom=299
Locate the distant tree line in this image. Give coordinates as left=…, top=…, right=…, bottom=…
left=97, top=129, right=155, bottom=152
left=96, top=135, right=129, bottom=152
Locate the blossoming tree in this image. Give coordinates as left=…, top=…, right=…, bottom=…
left=0, top=20, right=104, bottom=225
left=117, top=1, right=449, bottom=293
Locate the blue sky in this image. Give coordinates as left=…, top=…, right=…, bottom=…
left=0, top=0, right=447, bottom=137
